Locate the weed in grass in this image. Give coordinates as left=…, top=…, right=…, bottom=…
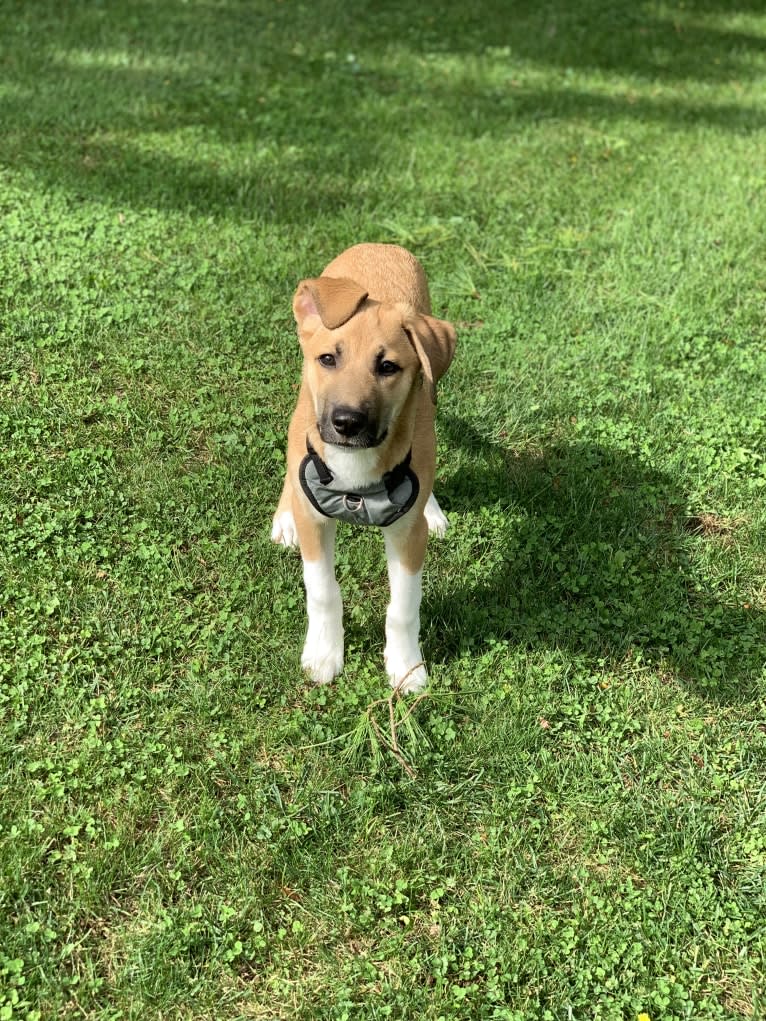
left=340, top=689, right=430, bottom=779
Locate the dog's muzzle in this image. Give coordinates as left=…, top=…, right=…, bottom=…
left=318, top=405, right=386, bottom=448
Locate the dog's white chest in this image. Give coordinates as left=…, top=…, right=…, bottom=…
left=320, top=446, right=382, bottom=489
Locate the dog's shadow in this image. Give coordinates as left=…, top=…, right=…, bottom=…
left=426, top=415, right=765, bottom=701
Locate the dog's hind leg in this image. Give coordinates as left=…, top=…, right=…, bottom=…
left=383, top=514, right=429, bottom=694
left=424, top=492, right=449, bottom=537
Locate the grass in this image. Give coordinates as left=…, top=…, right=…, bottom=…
left=1, top=0, right=766, bottom=1018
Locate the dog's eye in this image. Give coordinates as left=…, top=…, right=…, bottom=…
left=377, top=360, right=400, bottom=377
left=318, top=354, right=336, bottom=368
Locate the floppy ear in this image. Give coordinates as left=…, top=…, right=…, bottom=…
left=403, top=313, right=457, bottom=403
left=293, top=276, right=369, bottom=331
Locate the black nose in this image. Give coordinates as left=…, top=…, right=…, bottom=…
left=331, top=406, right=368, bottom=437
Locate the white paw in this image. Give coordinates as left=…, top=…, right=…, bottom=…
left=271, top=510, right=298, bottom=548
left=301, top=642, right=344, bottom=685
left=424, top=493, right=449, bottom=538
left=302, top=616, right=345, bottom=682
left=385, top=653, right=428, bottom=694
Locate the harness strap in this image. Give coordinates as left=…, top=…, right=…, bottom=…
left=382, top=449, right=413, bottom=497
left=305, top=439, right=333, bottom=485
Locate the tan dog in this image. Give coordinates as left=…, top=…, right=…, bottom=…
left=271, top=243, right=456, bottom=692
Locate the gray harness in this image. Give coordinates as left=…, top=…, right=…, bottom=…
left=299, top=440, right=419, bottom=527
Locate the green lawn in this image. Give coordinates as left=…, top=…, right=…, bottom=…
left=2, top=1, right=766, bottom=1018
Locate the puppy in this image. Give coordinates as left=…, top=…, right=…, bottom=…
left=271, top=243, right=456, bottom=693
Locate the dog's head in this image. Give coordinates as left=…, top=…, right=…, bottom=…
left=293, top=275, right=456, bottom=449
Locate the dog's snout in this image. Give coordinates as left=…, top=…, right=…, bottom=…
left=331, top=406, right=368, bottom=438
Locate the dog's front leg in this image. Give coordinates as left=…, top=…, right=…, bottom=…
left=298, top=512, right=344, bottom=684
left=271, top=477, right=299, bottom=548
left=383, top=514, right=428, bottom=694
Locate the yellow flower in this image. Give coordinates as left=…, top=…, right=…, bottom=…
left=637, top=1014, right=651, bottom=1021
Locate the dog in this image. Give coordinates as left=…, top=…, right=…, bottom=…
left=271, top=243, right=456, bottom=693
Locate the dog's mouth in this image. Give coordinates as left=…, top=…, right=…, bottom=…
left=317, top=421, right=388, bottom=449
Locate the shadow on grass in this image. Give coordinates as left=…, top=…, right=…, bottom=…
left=1, top=0, right=764, bottom=219
left=427, top=415, right=766, bottom=701
left=367, top=0, right=766, bottom=86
